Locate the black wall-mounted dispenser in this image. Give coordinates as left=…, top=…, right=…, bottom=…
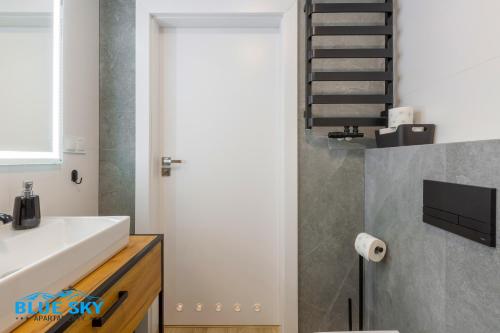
left=423, top=180, right=496, bottom=247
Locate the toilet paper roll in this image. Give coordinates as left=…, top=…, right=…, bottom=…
left=355, top=233, right=387, bottom=262
left=378, top=127, right=397, bottom=135
left=389, top=107, right=414, bottom=128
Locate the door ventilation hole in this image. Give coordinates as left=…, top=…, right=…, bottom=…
left=215, top=302, right=223, bottom=312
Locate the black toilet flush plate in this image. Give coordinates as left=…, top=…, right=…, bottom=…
left=423, top=180, right=496, bottom=247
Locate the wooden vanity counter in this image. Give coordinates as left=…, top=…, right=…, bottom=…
left=13, top=235, right=163, bottom=333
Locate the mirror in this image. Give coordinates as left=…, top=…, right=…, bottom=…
left=0, top=0, right=62, bottom=165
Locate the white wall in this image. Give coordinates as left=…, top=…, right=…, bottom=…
left=396, top=0, right=500, bottom=143
left=0, top=0, right=99, bottom=216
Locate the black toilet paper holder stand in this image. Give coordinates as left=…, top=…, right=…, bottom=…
left=348, top=255, right=365, bottom=331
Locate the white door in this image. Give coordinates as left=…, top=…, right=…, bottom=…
left=159, top=27, right=282, bottom=325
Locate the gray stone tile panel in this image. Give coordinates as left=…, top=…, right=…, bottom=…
left=99, top=0, right=136, bottom=231
left=365, top=140, right=500, bottom=333
left=298, top=0, right=384, bottom=331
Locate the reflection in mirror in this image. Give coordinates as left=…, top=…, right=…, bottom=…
left=0, top=0, right=61, bottom=164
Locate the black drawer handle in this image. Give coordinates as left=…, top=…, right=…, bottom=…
left=92, top=291, right=128, bottom=327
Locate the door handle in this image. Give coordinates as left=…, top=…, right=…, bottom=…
left=92, top=291, right=128, bottom=327
left=162, top=157, right=183, bottom=177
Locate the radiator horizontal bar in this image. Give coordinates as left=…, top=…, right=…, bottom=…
left=310, top=117, right=388, bottom=127
left=310, top=71, right=393, bottom=81
left=312, top=3, right=393, bottom=13
left=312, top=25, right=392, bottom=36
left=311, top=48, right=392, bottom=59
left=309, top=94, right=393, bottom=104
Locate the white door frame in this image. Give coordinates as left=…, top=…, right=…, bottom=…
left=135, top=1, right=298, bottom=331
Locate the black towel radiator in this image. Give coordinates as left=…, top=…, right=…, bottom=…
left=304, top=0, right=394, bottom=136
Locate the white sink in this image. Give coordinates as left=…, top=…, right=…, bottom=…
left=0, top=216, right=130, bottom=332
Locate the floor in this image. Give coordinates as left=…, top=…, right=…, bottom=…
left=164, top=326, right=280, bottom=333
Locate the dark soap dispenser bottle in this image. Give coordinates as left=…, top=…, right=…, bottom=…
left=13, top=181, right=41, bottom=230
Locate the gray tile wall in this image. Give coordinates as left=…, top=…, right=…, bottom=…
left=99, top=0, right=136, bottom=232
left=299, top=136, right=364, bottom=332
left=364, top=140, right=500, bottom=333
left=298, top=1, right=385, bottom=331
